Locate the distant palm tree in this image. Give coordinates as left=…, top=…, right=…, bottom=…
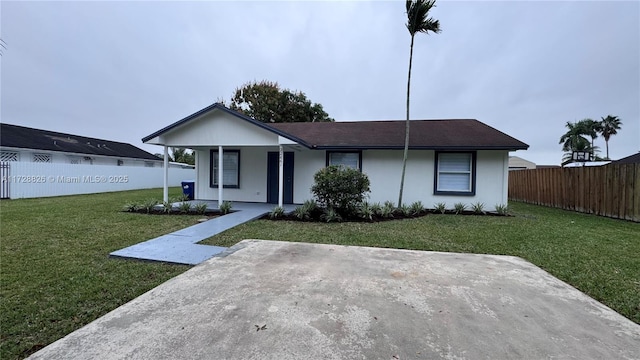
left=398, top=0, right=441, bottom=207
left=599, top=115, right=622, bottom=160
left=559, top=121, right=591, bottom=152
left=576, top=118, right=602, bottom=150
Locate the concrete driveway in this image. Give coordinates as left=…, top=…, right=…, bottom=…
left=30, top=240, right=639, bottom=359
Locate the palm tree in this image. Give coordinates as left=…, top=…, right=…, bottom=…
left=599, top=115, right=622, bottom=160
left=398, top=0, right=441, bottom=207
left=576, top=118, right=601, bottom=150
left=559, top=121, right=594, bottom=164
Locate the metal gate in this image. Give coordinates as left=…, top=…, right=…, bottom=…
left=1, top=162, right=10, bottom=199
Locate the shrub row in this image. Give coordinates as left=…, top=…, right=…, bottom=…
left=268, top=201, right=510, bottom=223
left=122, top=198, right=233, bottom=215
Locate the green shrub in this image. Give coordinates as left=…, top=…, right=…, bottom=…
left=471, top=202, right=485, bottom=214
left=321, top=207, right=342, bottom=223
left=410, top=201, right=424, bottom=216
left=270, top=206, right=285, bottom=219
left=178, top=201, right=192, bottom=214
left=293, top=205, right=311, bottom=220
left=495, top=204, right=509, bottom=215
left=434, top=202, right=446, bottom=214
left=358, top=202, right=375, bottom=221
left=399, top=204, right=412, bottom=217
left=122, top=202, right=139, bottom=212
left=453, top=202, right=466, bottom=214
left=311, top=165, right=370, bottom=217
left=141, top=199, right=159, bottom=214
left=380, top=202, right=395, bottom=219
left=194, top=202, right=208, bottom=215
left=371, top=202, right=383, bottom=216
left=161, top=201, right=173, bottom=214
left=219, top=201, right=233, bottom=215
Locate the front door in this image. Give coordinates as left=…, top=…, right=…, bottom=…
left=267, top=152, right=294, bottom=204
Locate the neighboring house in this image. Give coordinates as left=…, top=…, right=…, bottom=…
left=143, top=103, right=528, bottom=207
left=508, top=156, right=536, bottom=170
left=610, top=152, right=640, bottom=165
left=563, top=161, right=611, bottom=168
left=0, top=123, right=179, bottom=167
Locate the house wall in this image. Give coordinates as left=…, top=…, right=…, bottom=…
left=192, top=147, right=510, bottom=208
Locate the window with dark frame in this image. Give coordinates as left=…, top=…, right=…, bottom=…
left=326, top=151, right=362, bottom=171
left=210, top=149, right=240, bottom=188
left=434, top=152, right=476, bottom=195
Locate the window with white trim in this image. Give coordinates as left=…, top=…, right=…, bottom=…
left=0, top=151, right=18, bottom=162
left=33, top=153, right=51, bottom=163
left=210, top=150, right=240, bottom=188
left=434, top=152, right=476, bottom=195
left=327, top=151, right=361, bottom=171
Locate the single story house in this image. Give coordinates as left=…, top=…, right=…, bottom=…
left=610, top=152, right=640, bottom=165
left=0, top=123, right=185, bottom=168
left=508, top=156, right=536, bottom=170
left=143, top=103, right=529, bottom=207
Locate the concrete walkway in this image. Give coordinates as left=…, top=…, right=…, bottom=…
left=110, top=201, right=296, bottom=265
left=32, top=241, right=640, bottom=359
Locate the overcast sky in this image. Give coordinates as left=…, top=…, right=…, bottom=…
left=1, top=0, right=638, bottom=165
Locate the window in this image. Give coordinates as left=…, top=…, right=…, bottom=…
left=144, top=161, right=155, bottom=168
left=68, top=156, right=81, bottom=164
left=33, top=153, right=51, bottom=163
left=0, top=151, right=18, bottom=162
left=117, top=160, right=124, bottom=166
left=326, top=151, right=361, bottom=171
left=210, top=150, right=240, bottom=188
left=434, top=152, right=476, bottom=195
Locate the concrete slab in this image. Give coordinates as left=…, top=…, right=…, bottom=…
left=32, top=240, right=640, bottom=359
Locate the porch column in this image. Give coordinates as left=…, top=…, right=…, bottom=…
left=278, top=145, right=284, bottom=208
left=163, top=146, right=169, bottom=203
left=218, top=145, right=223, bottom=209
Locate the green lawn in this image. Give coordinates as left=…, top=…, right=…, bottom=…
left=0, top=188, right=194, bottom=360
left=200, top=202, right=640, bottom=325
left=1, top=191, right=638, bottom=360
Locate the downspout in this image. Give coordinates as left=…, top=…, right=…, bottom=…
left=218, top=146, right=223, bottom=209
left=163, top=146, right=169, bottom=203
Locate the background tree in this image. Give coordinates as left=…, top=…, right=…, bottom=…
left=169, top=148, right=195, bottom=165
left=398, top=0, right=441, bottom=207
left=153, top=149, right=195, bottom=165
left=559, top=121, right=599, bottom=164
left=226, top=80, right=333, bottom=123
left=599, top=115, right=622, bottom=160
left=576, top=118, right=601, bottom=150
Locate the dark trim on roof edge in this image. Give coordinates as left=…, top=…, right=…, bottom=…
left=141, top=103, right=312, bottom=148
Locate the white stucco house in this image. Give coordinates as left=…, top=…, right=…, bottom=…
left=143, top=103, right=529, bottom=208
left=0, top=123, right=193, bottom=168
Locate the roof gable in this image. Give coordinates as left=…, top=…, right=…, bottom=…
left=0, top=123, right=160, bottom=160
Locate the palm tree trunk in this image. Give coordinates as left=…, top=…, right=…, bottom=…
left=605, top=139, right=609, bottom=160
left=399, top=35, right=415, bottom=207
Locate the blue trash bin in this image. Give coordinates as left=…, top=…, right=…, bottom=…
left=181, top=180, right=195, bottom=200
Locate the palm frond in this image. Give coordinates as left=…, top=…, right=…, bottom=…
left=406, top=0, right=441, bottom=35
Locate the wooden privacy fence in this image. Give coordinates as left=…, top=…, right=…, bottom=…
left=508, top=164, right=639, bottom=222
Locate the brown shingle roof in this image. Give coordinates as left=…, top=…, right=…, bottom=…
left=611, top=152, right=640, bottom=164
left=269, top=119, right=528, bottom=150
